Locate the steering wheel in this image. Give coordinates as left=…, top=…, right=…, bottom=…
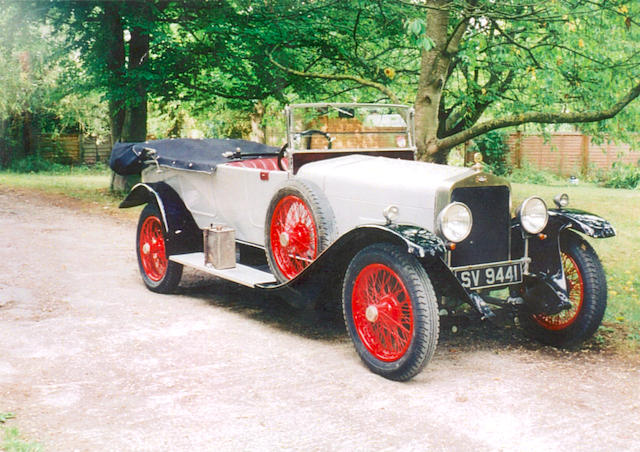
left=299, top=129, right=333, bottom=150
left=278, top=130, right=333, bottom=171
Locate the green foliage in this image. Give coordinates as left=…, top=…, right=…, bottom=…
left=6, top=156, right=68, bottom=173
left=405, top=18, right=435, bottom=51
left=508, top=161, right=564, bottom=185
left=3, top=0, right=639, bottom=161
left=4, top=156, right=108, bottom=174
left=0, top=0, right=109, bottom=166
left=601, top=162, right=640, bottom=189
left=470, top=130, right=510, bottom=175
left=446, top=1, right=639, bottom=137
left=1, top=414, right=41, bottom=452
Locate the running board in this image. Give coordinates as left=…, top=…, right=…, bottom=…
left=170, top=252, right=276, bottom=287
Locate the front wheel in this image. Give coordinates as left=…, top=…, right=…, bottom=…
left=521, top=231, right=607, bottom=347
left=136, top=203, right=183, bottom=293
left=342, top=243, right=439, bottom=381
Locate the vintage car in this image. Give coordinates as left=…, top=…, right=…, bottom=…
left=111, top=103, right=615, bottom=381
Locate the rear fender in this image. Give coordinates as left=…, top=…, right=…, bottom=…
left=120, top=182, right=202, bottom=255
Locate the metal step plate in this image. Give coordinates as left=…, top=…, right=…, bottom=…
left=170, top=252, right=276, bottom=287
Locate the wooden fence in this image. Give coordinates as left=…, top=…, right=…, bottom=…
left=38, top=134, right=112, bottom=165
left=506, top=132, right=640, bottom=176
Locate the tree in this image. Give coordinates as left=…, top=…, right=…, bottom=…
left=260, top=0, right=640, bottom=161
left=149, top=1, right=296, bottom=143
left=413, top=0, right=640, bottom=161
left=0, top=0, right=109, bottom=167
left=44, top=1, right=276, bottom=142
left=17, top=0, right=640, bottom=169
left=44, top=1, right=159, bottom=144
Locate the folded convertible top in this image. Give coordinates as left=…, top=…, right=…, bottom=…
left=109, top=138, right=279, bottom=175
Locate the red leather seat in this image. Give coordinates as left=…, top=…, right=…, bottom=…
left=225, top=157, right=286, bottom=171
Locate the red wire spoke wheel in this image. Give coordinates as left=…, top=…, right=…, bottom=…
left=351, top=264, right=414, bottom=361
left=521, top=231, right=607, bottom=347
left=139, top=215, right=168, bottom=282
left=269, top=195, right=318, bottom=280
left=343, top=243, right=439, bottom=381
left=265, top=180, right=336, bottom=283
left=136, top=204, right=182, bottom=293
left=533, top=252, right=584, bottom=330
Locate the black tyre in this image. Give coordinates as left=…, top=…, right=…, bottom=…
left=265, top=179, right=336, bottom=283
left=342, top=243, right=439, bottom=381
left=136, top=203, right=183, bottom=293
left=521, top=231, right=607, bottom=347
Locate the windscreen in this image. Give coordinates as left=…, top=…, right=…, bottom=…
left=287, top=104, right=414, bottom=152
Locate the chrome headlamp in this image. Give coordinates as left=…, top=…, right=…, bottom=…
left=553, top=193, right=570, bottom=208
left=517, top=196, right=548, bottom=234
left=437, top=202, right=472, bottom=243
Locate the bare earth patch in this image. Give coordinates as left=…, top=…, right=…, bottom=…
left=1, top=186, right=639, bottom=451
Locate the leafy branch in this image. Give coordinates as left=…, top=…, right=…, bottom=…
left=267, top=46, right=400, bottom=104
left=436, top=80, right=640, bottom=152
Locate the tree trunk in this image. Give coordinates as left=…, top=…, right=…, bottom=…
left=103, top=4, right=126, bottom=144
left=0, top=118, right=8, bottom=167
left=106, top=5, right=150, bottom=192
left=121, top=26, right=149, bottom=142
left=101, top=3, right=131, bottom=191
left=249, top=101, right=266, bottom=143
left=414, top=2, right=451, bottom=162
left=22, top=111, right=34, bottom=158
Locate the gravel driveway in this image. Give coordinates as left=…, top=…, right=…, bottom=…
left=1, top=186, right=639, bottom=451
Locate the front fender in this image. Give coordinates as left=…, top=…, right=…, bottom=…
left=548, top=208, right=615, bottom=238
left=511, top=207, right=614, bottom=282
left=257, top=223, right=451, bottom=307
left=509, top=207, right=613, bottom=315
left=120, top=182, right=202, bottom=255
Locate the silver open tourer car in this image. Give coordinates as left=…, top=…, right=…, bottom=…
left=111, top=103, right=615, bottom=381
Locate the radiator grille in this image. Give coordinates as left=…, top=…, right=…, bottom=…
left=450, top=186, right=510, bottom=266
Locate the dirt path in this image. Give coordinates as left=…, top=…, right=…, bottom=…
left=1, top=187, right=639, bottom=451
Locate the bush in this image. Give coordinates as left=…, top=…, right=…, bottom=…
left=508, top=161, right=563, bottom=185
left=470, top=130, right=510, bottom=175
left=5, top=157, right=109, bottom=174
left=602, top=162, right=640, bottom=189
left=7, top=156, right=68, bottom=173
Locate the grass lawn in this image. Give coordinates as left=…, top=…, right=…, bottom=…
left=0, top=165, right=118, bottom=205
left=1, top=167, right=638, bottom=349
left=1, top=413, right=41, bottom=452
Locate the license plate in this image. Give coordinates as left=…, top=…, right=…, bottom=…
left=453, top=261, right=523, bottom=290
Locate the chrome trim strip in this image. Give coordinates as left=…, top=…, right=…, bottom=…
left=130, top=183, right=169, bottom=232
left=236, top=239, right=265, bottom=250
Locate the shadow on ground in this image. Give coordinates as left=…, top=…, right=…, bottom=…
left=177, top=269, right=616, bottom=361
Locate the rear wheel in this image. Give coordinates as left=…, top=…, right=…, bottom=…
left=137, top=203, right=182, bottom=293
left=342, top=243, right=439, bottom=381
left=265, top=180, right=335, bottom=282
left=521, top=231, right=607, bottom=347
